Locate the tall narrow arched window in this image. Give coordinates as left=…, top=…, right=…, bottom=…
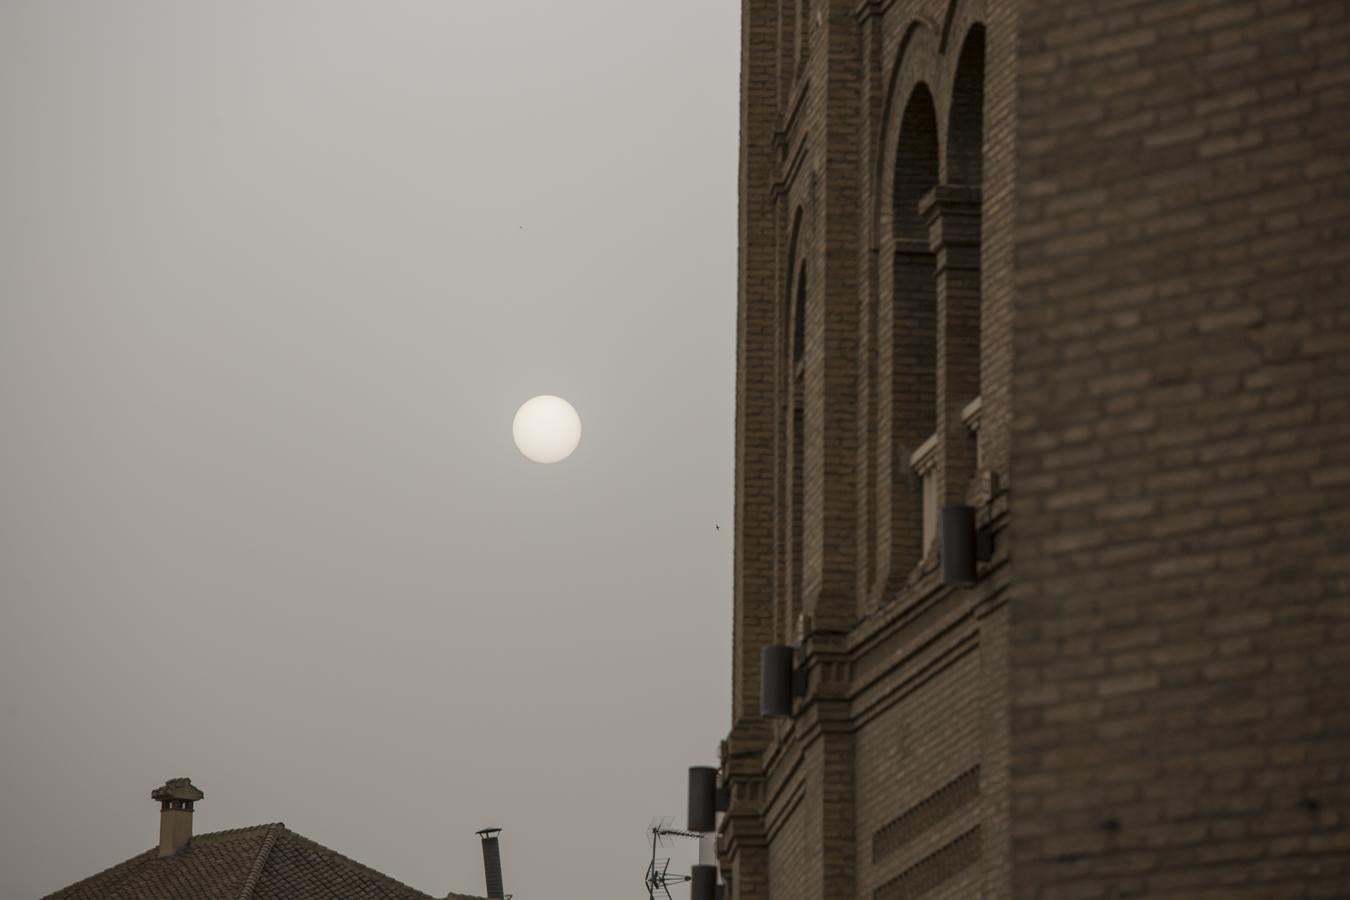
left=889, top=84, right=940, bottom=576
left=948, top=26, right=985, bottom=188
left=778, top=208, right=807, bottom=642
left=795, top=0, right=812, bottom=78
left=792, top=263, right=806, bottom=619
left=944, top=26, right=986, bottom=495
left=786, top=260, right=807, bottom=635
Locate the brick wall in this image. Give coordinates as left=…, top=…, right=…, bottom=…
left=723, top=0, right=1018, bottom=897
left=855, top=650, right=982, bottom=894
left=767, top=796, right=810, bottom=900
left=1011, top=0, right=1350, bottom=897
left=726, top=0, right=1349, bottom=896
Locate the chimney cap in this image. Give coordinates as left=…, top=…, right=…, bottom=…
left=475, top=827, right=502, bottom=838
left=151, top=778, right=204, bottom=803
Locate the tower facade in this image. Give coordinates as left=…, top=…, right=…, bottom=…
left=721, top=0, right=1350, bottom=897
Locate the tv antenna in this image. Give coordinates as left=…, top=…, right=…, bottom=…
left=643, top=816, right=701, bottom=900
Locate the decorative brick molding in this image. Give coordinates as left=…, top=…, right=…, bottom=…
left=873, top=827, right=981, bottom=900
left=873, top=767, right=980, bottom=863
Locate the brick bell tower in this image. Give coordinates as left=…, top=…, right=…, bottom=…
left=720, top=0, right=1350, bottom=898
left=720, top=1, right=1011, bottom=898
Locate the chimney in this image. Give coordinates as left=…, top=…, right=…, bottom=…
left=151, top=778, right=203, bottom=858
left=475, top=828, right=505, bottom=899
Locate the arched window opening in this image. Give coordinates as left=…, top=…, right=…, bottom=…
left=944, top=25, right=986, bottom=497
left=777, top=209, right=806, bottom=643
left=894, top=85, right=941, bottom=244
left=947, top=26, right=985, bottom=189
left=888, top=84, right=940, bottom=579
left=788, top=261, right=807, bottom=634
left=795, top=0, right=812, bottom=80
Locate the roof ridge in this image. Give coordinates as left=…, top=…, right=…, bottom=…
left=277, top=829, right=442, bottom=899
left=235, top=822, right=282, bottom=900
left=194, top=823, right=280, bottom=841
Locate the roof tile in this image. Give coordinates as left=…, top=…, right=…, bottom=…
left=42, top=824, right=487, bottom=900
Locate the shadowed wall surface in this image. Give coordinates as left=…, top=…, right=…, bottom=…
left=1012, top=1, right=1350, bottom=895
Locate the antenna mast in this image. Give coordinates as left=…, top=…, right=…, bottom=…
left=643, top=817, right=702, bottom=900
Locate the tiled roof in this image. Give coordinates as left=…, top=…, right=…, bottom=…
left=42, top=823, right=486, bottom=900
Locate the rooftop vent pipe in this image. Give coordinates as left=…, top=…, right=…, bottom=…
left=475, top=828, right=505, bottom=899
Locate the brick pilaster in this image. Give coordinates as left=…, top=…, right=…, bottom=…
left=878, top=237, right=937, bottom=590
left=733, top=0, right=783, bottom=731
left=922, top=184, right=983, bottom=508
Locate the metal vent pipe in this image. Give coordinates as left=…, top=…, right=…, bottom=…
left=475, top=828, right=504, bottom=899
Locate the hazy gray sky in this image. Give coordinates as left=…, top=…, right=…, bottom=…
left=0, top=4, right=737, bottom=897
